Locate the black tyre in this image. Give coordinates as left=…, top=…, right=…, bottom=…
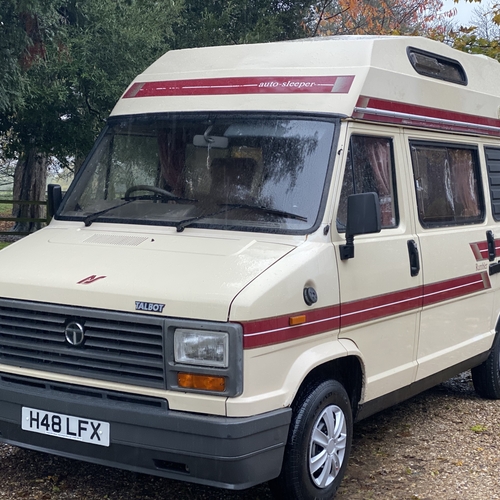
left=472, top=332, right=500, bottom=399
left=270, top=379, right=353, bottom=500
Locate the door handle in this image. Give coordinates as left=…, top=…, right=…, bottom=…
left=489, top=261, right=500, bottom=276
left=407, top=239, right=420, bottom=277
left=487, top=230, right=496, bottom=262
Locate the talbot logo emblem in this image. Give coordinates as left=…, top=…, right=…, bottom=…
left=65, top=322, right=86, bottom=346
left=135, top=301, right=165, bottom=313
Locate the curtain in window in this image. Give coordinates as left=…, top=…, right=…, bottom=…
left=367, top=140, right=393, bottom=226
left=449, top=149, right=480, bottom=217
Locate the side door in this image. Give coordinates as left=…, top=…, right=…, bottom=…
left=484, top=146, right=500, bottom=310
left=405, top=133, right=495, bottom=381
left=334, top=125, right=422, bottom=402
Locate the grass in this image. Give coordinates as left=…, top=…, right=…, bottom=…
left=0, top=242, right=10, bottom=250
left=0, top=192, right=13, bottom=213
left=471, top=424, right=488, bottom=433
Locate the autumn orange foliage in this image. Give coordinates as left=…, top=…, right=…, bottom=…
left=308, top=0, right=447, bottom=36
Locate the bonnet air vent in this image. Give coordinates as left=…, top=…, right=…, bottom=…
left=84, top=234, right=148, bottom=246
left=407, top=47, right=467, bottom=85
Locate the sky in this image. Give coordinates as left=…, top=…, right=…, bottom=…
left=441, top=0, right=479, bottom=25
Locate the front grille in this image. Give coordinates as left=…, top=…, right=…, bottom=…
left=0, top=374, right=168, bottom=408
left=0, top=299, right=165, bottom=388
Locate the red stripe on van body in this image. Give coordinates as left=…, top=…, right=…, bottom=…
left=422, top=272, right=490, bottom=306
left=470, top=241, right=487, bottom=261
left=340, top=287, right=422, bottom=328
left=122, top=76, right=355, bottom=98
left=470, top=239, right=500, bottom=261
left=353, top=96, right=500, bottom=137
left=241, top=272, right=491, bottom=349
left=242, top=305, right=341, bottom=349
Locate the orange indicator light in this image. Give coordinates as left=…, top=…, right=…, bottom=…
left=289, top=315, right=307, bottom=326
left=177, top=373, right=226, bottom=392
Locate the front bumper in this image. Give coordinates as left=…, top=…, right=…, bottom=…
left=0, top=374, right=291, bottom=490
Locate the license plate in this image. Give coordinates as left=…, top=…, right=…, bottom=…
left=21, top=407, right=110, bottom=447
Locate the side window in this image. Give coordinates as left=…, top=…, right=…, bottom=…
left=337, top=135, right=398, bottom=231
left=410, top=142, right=484, bottom=227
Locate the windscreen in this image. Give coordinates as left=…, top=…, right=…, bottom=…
left=59, top=114, right=336, bottom=233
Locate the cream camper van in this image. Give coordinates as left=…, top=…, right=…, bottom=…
left=1, top=36, right=500, bottom=499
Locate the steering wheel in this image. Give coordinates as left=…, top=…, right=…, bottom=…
left=124, top=185, right=176, bottom=201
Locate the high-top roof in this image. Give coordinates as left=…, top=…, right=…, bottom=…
left=111, top=36, right=500, bottom=134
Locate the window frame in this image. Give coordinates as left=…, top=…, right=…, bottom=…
left=407, top=47, right=468, bottom=86
left=337, top=134, right=400, bottom=233
left=56, top=112, right=342, bottom=236
left=409, top=140, right=485, bottom=229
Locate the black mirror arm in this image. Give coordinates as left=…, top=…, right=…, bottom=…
left=339, top=234, right=355, bottom=260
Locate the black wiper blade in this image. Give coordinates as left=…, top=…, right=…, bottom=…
left=83, top=200, right=134, bottom=227
left=219, top=203, right=308, bottom=222
left=175, top=205, right=237, bottom=233
left=84, top=194, right=199, bottom=228
left=174, top=203, right=307, bottom=233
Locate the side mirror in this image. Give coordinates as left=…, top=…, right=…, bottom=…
left=47, top=184, right=62, bottom=220
left=339, top=192, right=381, bottom=260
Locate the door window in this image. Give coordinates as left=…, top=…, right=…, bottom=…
left=337, top=135, right=398, bottom=231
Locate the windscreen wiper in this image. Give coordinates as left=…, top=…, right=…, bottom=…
left=83, top=200, right=136, bottom=227
left=84, top=193, right=199, bottom=227
left=219, top=203, right=308, bottom=222
left=175, top=205, right=239, bottom=232
left=174, top=203, right=307, bottom=232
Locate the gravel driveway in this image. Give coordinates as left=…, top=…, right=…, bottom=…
left=1, top=372, right=499, bottom=500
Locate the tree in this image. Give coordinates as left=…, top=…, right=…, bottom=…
left=0, top=138, right=16, bottom=190
left=0, top=0, right=182, bottom=232
left=440, top=1, right=500, bottom=61
left=173, top=0, right=310, bottom=48
left=0, top=0, right=58, bottom=113
left=0, top=2, right=25, bottom=113
left=306, top=0, right=446, bottom=36
left=0, top=0, right=65, bottom=231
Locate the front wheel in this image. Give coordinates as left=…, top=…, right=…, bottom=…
left=270, top=379, right=353, bottom=500
left=472, top=331, right=500, bottom=399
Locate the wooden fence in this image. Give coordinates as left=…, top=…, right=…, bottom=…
left=0, top=199, right=49, bottom=236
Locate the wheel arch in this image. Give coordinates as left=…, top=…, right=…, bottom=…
left=495, top=313, right=500, bottom=336
left=291, top=351, right=365, bottom=422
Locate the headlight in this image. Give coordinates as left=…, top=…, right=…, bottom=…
left=174, top=329, right=229, bottom=368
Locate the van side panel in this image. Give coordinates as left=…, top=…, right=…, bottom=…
left=335, top=124, right=422, bottom=402
left=403, top=132, right=496, bottom=380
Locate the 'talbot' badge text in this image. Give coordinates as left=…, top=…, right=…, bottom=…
left=135, top=301, right=165, bottom=313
